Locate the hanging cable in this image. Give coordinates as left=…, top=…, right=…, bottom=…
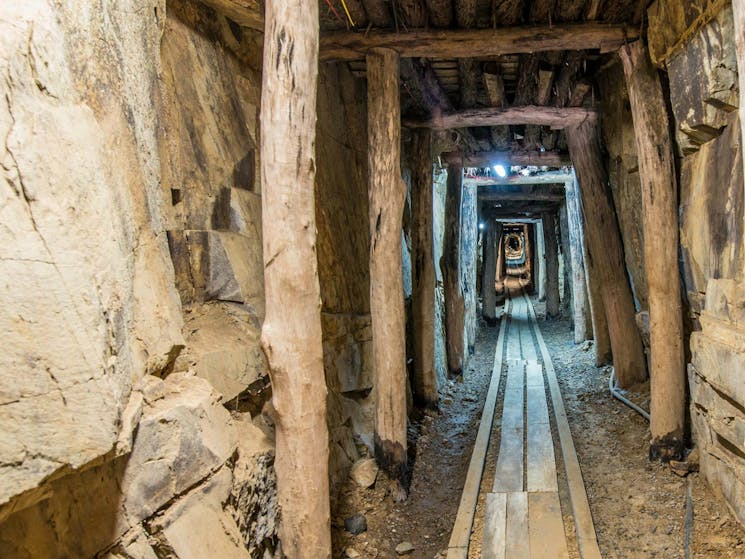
left=323, top=0, right=346, bottom=27
left=339, top=0, right=356, bottom=27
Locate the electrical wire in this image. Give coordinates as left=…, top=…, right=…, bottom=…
left=322, top=0, right=346, bottom=27
left=339, top=0, right=356, bottom=27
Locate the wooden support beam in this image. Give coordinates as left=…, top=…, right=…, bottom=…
left=466, top=171, right=571, bottom=186
left=481, top=220, right=499, bottom=324
left=566, top=119, right=646, bottom=386
left=199, top=0, right=263, bottom=30
left=405, top=105, right=597, bottom=130
left=260, top=1, right=330, bottom=556
left=559, top=204, right=573, bottom=319
left=319, top=23, right=640, bottom=61
left=455, top=0, right=478, bottom=28
left=620, top=42, right=685, bottom=461
left=734, top=0, right=745, bottom=215
left=398, top=0, right=428, bottom=28
left=479, top=191, right=566, bottom=202
left=496, top=227, right=505, bottom=284
left=564, top=175, right=591, bottom=343
left=410, top=129, right=438, bottom=408
left=425, top=0, right=454, bottom=27
left=536, top=220, right=547, bottom=301
left=362, top=0, right=393, bottom=27
left=442, top=164, right=466, bottom=377
left=524, top=223, right=534, bottom=291
left=367, top=48, right=409, bottom=491
left=543, top=212, right=560, bottom=318
left=443, top=150, right=571, bottom=167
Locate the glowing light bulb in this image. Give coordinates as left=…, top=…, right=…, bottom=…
left=493, top=164, right=507, bottom=178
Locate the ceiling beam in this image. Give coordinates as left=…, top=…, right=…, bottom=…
left=443, top=150, right=571, bottom=167
left=466, top=171, right=572, bottom=185
left=319, top=23, right=639, bottom=61
left=405, top=105, right=596, bottom=130
left=198, top=0, right=263, bottom=30
left=478, top=191, right=566, bottom=202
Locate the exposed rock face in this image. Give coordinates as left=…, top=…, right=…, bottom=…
left=0, top=0, right=184, bottom=519
left=666, top=7, right=738, bottom=154
left=315, top=62, right=374, bottom=495
left=655, top=5, right=745, bottom=528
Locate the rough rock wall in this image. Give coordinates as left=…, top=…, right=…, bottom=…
left=597, top=62, right=648, bottom=311
left=651, top=3, right=745, bottom=527
left=0, top=0, right=184, bottom=522
left=314, top=62, right=371, bottom=498
left=0, top=2, right=278, bottom=557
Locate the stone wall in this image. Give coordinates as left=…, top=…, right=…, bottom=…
left=315, top=62, right=373, bottom=498
left=0, top=1, right=278, bottom=557
left=650, top=2, right=745, bottom=527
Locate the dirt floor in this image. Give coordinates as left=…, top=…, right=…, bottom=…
left=331, top=299, right=745, bottom=558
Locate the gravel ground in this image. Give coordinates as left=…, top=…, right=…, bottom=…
left=331, top=299, right=745, bottom=558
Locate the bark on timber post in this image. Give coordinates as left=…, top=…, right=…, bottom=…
left=524, top=223, right=534, bottom=291
left=496, top=226, right=505, bottom=286
left=559, top=204, right=574, bottom=319
left=565, top=177, right=591, bottom=343
left=543, top=211, right=561, bottom=319
left=567, top=120, right=647, bottom=387
left=536, top=220, right=547, bottom=301
left=481, top=219, right=499, bottom=325
left=410, top=129, right=438, bottom=409
left=442, top=164, right=465, bottom=378
left=367, top=48, right=409, bottom=491
left=260, top=2, right=330, bottom=556
left=620, top=42, right=685, bottom=461
left=735, top=1, right=745, bottom=239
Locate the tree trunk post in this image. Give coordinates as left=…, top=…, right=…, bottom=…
left=260, top=2, right=331, bottom=556
left=367, top=48, right=409, bottom=490
left=495, top=225, right=505, bottom=291
left=442, top=163, right=465, bottom=377
left=481, top=219, right=499, bottom=324
left=523, top=223, right=533, bottom=290
left=411, top=129, right=438, bottom=409
left=536, top=219, right=547, bottom=301
left=543, top=211, right=561, bottom=318
left=620, top=42, right=685, bottom=461
left=567, top=119, right=647, bottom=386
left=735, top=1, right=745, bottom=206
left=559, top=203, right=574, bottom=319
left=564, top=176, right=591, bottom=343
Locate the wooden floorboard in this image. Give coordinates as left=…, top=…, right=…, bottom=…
left=482, top=493, right=507, bottom=559
left=528, top=491, right=570, bottom=559
left=492, top=361, right=524, bottom=493
left=447, top=300, right=509, bottom=559
left=506, top=492, right=530, bottom=559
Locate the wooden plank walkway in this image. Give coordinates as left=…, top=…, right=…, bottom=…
left=447, top=291, right=602, bottom=559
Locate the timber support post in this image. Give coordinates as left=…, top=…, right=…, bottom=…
left=442, top=163, right=466, bottom=378
left=544, top=211, right=561, bottom=319
left=411, top=128, right=438, bottom=409
left=621, top=42, right=685, bottom=461
left=481, top=219, right=499, bottom=325
left=567, top=119, right=647, bottom=387
left=536, top=219, right=547, bottom=301
left=735, top=1, right=745, bottom=203
left=260, top=2, right=331, bottom=556
left=565, top=176, right=591, bottom=343
left=367, top=47, right=409, bottom=492
left=495, top=225, right=505, bottom=292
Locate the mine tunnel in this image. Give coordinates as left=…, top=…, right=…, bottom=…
left=1, top=0, right=745, bottom=558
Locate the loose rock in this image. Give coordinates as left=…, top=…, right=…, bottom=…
left=344, top=514, right=368, bottom=535
left=350, top=458, right=378, bottom=489
left=395, top=541, right=415, bottom=555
